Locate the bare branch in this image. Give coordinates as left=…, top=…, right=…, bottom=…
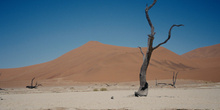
left=145, top=0, right=157, bottom=36
left=138, top=46, right=144, bottom=57
left=31, top=77, right=35, bottom=87
left=153, top=24, right=184, bottom=50
left=146, top=0, right=157, bottom=10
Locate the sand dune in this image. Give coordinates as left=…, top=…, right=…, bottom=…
left=182, top=43, right=220, bottom=59
left=0, top=41, right=219, bottom=87
left=180, top=44, right=220, bottom=82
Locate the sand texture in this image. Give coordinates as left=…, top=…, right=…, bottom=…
left=0, top=81, right=220, bottom=110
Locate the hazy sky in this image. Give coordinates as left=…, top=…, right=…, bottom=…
left=0, top=0, right=220, bottom=68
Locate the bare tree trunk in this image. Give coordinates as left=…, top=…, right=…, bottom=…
left=135, top=0, right=183, bottom=97
left=31, top=77, right=35, bottom=87
left=135, top=37, right=154, bottom=96
left=172, top=72, right=178, bottom=88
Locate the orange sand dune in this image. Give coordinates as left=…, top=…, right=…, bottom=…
left=180, top=44, right=220, bottom=82
left=182, top=44, right=220, bottom=59
left=0, top=41, right=219, bottom=87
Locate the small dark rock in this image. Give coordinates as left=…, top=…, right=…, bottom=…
left=111, top=96, right=114, bottom=99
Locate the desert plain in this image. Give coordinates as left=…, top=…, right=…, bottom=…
left=1, top=80, right=220, bottom=110
left=0, top=41, right=220, bottom=110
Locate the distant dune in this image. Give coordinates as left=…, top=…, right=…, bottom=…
left=0, top=41, right=219, bottom=87
left=180, top=44, right=220, bottom=82
left=182, top=44, right=220, bottom=59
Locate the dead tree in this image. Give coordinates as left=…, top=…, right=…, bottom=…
left=135, top=0, right=183, bottom=97
left=155, top=72, right=178, bottom=88
left=170, top=72, right=178, bottom=88
left=26, top=77, right=42, bottom=89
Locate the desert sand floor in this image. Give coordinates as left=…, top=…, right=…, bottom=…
left=0, top=81, right=220, bottom=110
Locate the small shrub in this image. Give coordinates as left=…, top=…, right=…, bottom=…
left=93, top=88, right=98, bottom=91
left=100, top=88, right=107, bottom=91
